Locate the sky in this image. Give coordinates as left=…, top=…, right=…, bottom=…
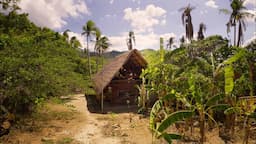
left=17, top=0, right=256, bottom=51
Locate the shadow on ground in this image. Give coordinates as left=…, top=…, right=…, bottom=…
left=85, top=94, right=139, bottom=114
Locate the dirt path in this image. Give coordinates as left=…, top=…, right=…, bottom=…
left=71, top=94, right=154, bottom=144
left=0, top=94, right=154, bottom=144
left=71, top=94, right=122, bottom=144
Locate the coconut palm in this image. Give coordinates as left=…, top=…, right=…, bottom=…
left=70, top=36, right=81, bottom=49
left=95, top=36, right=111, bottom=58
left=220, top=0, right=254, bottom=46
left=179, top=4, right=195, bottom=42
left=94, top=27, right=101, bottom=71
left=167, top=37, right=174, bottom=50
left=127, top=31, right=135, bottom=50
left=95, top=35, right=110, bottom=112
left=197, top=23, right=206, bottom=40
left=95, top=35, right=111, bottom=68
left=63, top=29, right=70, bottom=42
left=82, top=20, right=97, bottom=79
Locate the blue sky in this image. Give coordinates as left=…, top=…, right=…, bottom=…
left=18, top=0, right=256, bottom=51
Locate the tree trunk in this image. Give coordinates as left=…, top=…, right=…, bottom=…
left=237, top=21, right=244, bottom=47
left=101, top=90, right=104, bottom=113
left=242, top=115, right=251, bottom=144
left=199, top=111, right=205, bottom=144
left=87, top=36, right=92, bottom=79
left=233, top=24, right=236, bottom=46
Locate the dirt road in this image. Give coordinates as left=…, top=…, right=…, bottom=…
left=0, top=94, right=154, bottom=144
left=71, top=94, right=153, bottom=144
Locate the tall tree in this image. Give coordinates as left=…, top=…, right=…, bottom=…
left=82, top=20, right=97, bottom=79
left=63, top=29, right=70, bottom=42
left=180, top=35, right=185, bottom=47
left=179, top=4, right=195, bottom=42
left=127, top=31, right=135, bottom=50
left=95, top=36, right=110, bottom=59
left=197, top=23, right=206, bottom=40
left=167, top=37, right=174, bottom=50
left=95, top=35, right=110, bottom=113
left=221, top=0, right=254, bottom=46
left=94, top=27, right=101, bottom=71
left=70, top=36, right=81, bottom=49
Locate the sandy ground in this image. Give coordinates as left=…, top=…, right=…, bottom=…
left=0, top=94, right=154, bottom=144
left=71, top=94, right=154, bottom=144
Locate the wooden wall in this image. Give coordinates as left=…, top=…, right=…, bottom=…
left=105, top=79, right=141, bottom=104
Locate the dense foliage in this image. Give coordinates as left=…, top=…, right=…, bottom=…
left=142, top=35, right=256, bottom=143
left=0, top=12, right=89, bottom=114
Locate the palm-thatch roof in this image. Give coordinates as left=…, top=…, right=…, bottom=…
left=93, top=49, right=147, bottom=94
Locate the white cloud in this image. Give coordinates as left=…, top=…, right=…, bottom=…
left=108, top=32, right=177, bottom=51
left=63, top=31, right=97, bottom=52
left=245, top=0, right=256, bottom=6
left=205, top=0, right=218, bottom=9
left=243, top=32, right=256, bottom=47
left=244, top=9, right=256, bottom=23
left=109, top=0, right=114, bottom=4
left=200, top=10, right=208, bottom=15
left=123, top=4, right=166, bottom=33
left=64, top=31, right=85, bottom=49
left=131, top=0, right=141, bottom=5
left=19, top=0, right=90, bottom=29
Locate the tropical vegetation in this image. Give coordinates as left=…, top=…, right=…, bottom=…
left=0, top=0, right=255, bottom=143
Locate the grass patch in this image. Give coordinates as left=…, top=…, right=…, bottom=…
left=56, top=137, right=74, bottom=144
left=50, top=97, right=66, bottom=104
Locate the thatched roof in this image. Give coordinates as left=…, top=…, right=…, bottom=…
left=93, top=49, right=147, bottom=94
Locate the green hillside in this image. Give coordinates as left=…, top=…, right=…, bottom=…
left=0, top=12, right=89, bottom=113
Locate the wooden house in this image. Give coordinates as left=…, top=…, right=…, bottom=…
left=93, top=49, right=147, bottom=104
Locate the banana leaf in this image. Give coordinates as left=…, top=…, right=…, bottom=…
left=160, top=133, right=182, bottom=144
left=157, top=110, right=193, bottom=132
left=149, top=100, right=163, bottom=130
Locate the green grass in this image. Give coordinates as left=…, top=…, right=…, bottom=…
left=56, top=137, right=74, bottom=144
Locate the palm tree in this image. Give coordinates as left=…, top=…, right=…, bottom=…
left=95, top=35, right=110, bottom=113
left=179, top=4, right=195, bottom=42
left=93, top=27, right=101, bottom=71
left=82, top=20, right=97, bottom=79
left=127, top=31, right=135, bottom=50
left=180, top=35, right=185, bottom=47
left=95, top=36, right=111, bottom=60
left=220, top=0, right=254, bottom=46
left=63, top=29, right=70, bottom=42
left=166, top=37, right=174, bottom=50
left=197, top=23, right=206, bottom=40
left=70, top=36, right=81, bottom=49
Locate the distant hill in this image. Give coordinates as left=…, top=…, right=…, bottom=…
left=90, top=49, right=156, bottom=60
left=103, top=50, right=124, bottom=59
left=140, top=49, right=156, bottom=56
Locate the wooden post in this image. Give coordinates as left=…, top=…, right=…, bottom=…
left=101, top=89, right=104, bottom=113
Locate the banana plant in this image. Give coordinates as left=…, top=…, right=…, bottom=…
left=186, top=75, right=228, bottom=144
left=136, top=77, right=149, bottom=114
left=149, top=88, right=227, bottom=144
left=149, top=93, right=193, bottom=143
left=223, top=49, right=256, bottom=144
